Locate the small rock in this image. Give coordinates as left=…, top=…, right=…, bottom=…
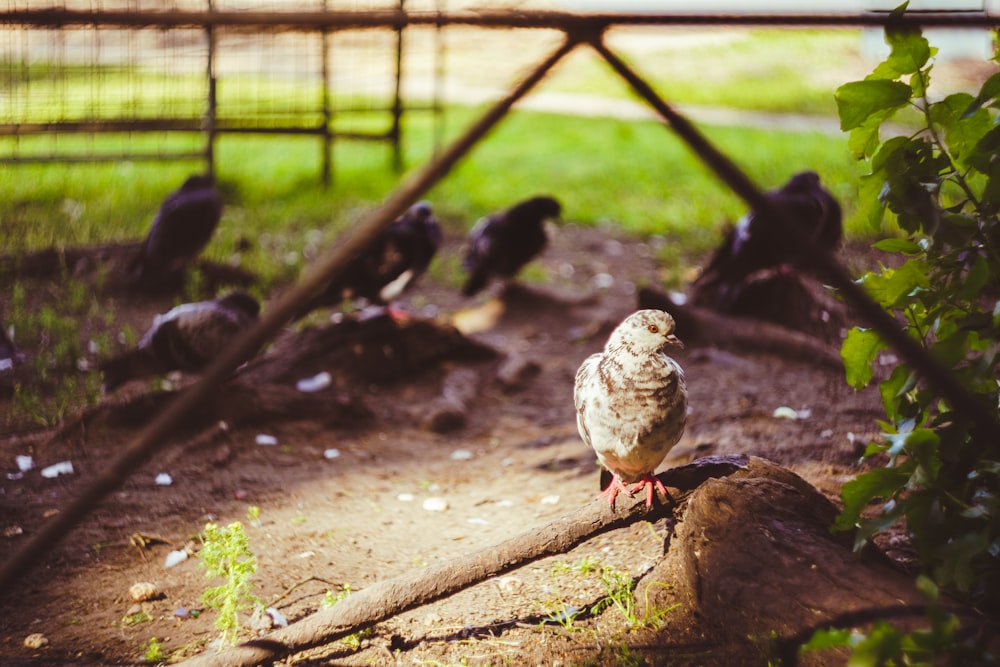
left=422, top=497, right=449, bottom=512
left=540, top=495, right=560, bottom=505
left=323, top=448, right=341, bottom=460
left=15, top=455, right=33, bottom=472
left=265, top=607, right=288, bottom=628
left=772, top=406, right=799, bottom=420
left=23, top=633, right=48, bottom=649
left=296, top=371, right=332, bottom=393
left=467, top=517, right=489, bottom=526
left=155, top=472, right=173, bottom=486
left=3, top=524, right=23, bottom=538
left=255, top=434, right=278, bottom=446
left=128, top=581, right=160, bottom=602
left=40, top=461, right=74, bottom=479
left=496, top=576, right=523, bottom=593
left=449, top=449, right=474, bottom=461
left=397, top=492, right=415, bottom=502
left=164, top=549, right=188, bottom=568
left=592, top=273, right=615, bottom=289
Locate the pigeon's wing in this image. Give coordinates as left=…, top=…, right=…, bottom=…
left=573, top=353, right=602, bottom=451
left=461, top=215, right=504, bottom=296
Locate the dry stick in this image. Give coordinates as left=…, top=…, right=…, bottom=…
left=177, top=455, right=749, bottom=667
left=587, top=35, right=1000, bottom=443
left=0, top=36, right=582, bottom=596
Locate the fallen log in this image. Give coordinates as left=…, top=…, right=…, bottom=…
left=176, top=455, right=751, bottom=667
left=638, top=286, right=843, bottom=370
left=238, top=311, right=499, bottom=387
left=0, top=242, right=256, bottom=290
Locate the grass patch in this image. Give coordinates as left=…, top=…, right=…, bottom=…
left=545, top=28, right=866, bottom=116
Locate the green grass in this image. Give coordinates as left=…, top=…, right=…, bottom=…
left=0, top=104, right=865, bottom=283
left=546, top=28, right=866, bottom=116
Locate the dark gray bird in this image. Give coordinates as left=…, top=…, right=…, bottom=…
left=100, top=291, right=260, bottom=392
left=574, top=309, right=688, bottom=509
left=297, top=201, right=442, bottom=319
left=461, top=195, right=562, bottom=297
left=133, top=174, right=223, bottom=288
left=691, top=171, right=842, bottom=310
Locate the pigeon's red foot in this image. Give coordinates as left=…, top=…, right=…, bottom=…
left=384, top=303, right=413, bottom=323
left=598, top=473, right=634, bottom=509
left=629, top=473, right=668, bottom=508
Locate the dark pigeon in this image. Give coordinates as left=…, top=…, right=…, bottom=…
left=461, top=195, right=562, bottom=297
left=691, top=171, right=842, bottom=310
left=297, top=201, right=442, bottom=319
left=100, top=290, right=260, bottom=392
left=133, top=174, right=223, bottom=288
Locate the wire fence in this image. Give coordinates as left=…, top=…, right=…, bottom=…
left=0, top=0, right=445, bottom=183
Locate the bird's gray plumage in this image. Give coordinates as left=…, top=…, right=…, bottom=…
left=461, top=195, right=562, bottom=297
left=100, top=291, right=260, bottom=392
left=574, top=309, right=688, bottom=507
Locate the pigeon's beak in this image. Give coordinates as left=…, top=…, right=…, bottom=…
left=664, top=334, right=684, bottom=350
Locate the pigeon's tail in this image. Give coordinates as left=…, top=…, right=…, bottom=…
left=99, top=351, right=156, bottom=392
left=461, top=270, right=490, bottom=298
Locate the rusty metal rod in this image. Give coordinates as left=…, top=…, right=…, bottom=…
left=3, top=8, right=1000, bottom=30
left=588, top=34, right=1000, bottom=443
left=0, top=35, right=582, bottom=597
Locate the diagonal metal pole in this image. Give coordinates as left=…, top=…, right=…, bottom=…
left=0, top=35, right=582, bottom=597
left=587, top=34, right=1000, bottom=443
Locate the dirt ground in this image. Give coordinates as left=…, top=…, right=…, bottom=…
left=0, top=216, right=897, bottom=666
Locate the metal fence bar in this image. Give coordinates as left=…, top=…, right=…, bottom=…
left=0, top=33, right=582, bottom=598
left=4, top=8, right=1000, bottom=29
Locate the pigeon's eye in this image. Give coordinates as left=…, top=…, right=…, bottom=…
left=648, top=324, right=659, bottom=334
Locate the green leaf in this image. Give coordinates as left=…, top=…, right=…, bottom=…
left=961, top=71, right=1000, bottom=118
left=879, top=365, right=917, bottom=422
left=884, top=260, right=930, bottom=306
left=801, top=627, right=853, bottom=652
left=835, top=467, right=912, bottom=532
left=841, top=328, right=884, bottom=388
left=885, top=23, right=931, bottom=75
left=873, top=238, right=921, bottom=254
left=929, top=93, right=993, bottom=164
left=836, top=80, right=912, bottom=131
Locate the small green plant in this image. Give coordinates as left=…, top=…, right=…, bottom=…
left=199, top=521, right=261, bottom=647
left=245, top=505, right=261, bottom=527
left=121, top=610, right=153, bottom=627
left=801, top=577, right=991, bottom=665
left=142, top=636, right=167, bottom=664
left=321, top=584, right=373, bottom=651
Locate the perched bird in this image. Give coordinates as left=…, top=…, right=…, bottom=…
left=100, top=290, right=260, bottom=392
left=297, top=201, right=442, bottom=319
left=461, top=195, right=562, bottom=297
left=133, top=174, right=223, bottom=288
left=574, top=309, right=688, bottom=509
left=691, top=171, right=842, bottom=310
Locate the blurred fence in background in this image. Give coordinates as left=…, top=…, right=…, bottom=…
left=0, top=0, right=446, bottom=184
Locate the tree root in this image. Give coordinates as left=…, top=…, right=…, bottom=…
left=176, top=455, right=749, bottom=667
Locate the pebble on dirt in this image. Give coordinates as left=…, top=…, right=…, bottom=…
left=23, top=633, right=48, bottom=649
left=164, top=549, right=188, bottom=568
left=40, top=460, right=74, bottom=479
left=422, top=497, right=449, bottom=512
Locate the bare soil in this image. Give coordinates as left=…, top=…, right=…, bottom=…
left=0, top=219, right=897, bottom=666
